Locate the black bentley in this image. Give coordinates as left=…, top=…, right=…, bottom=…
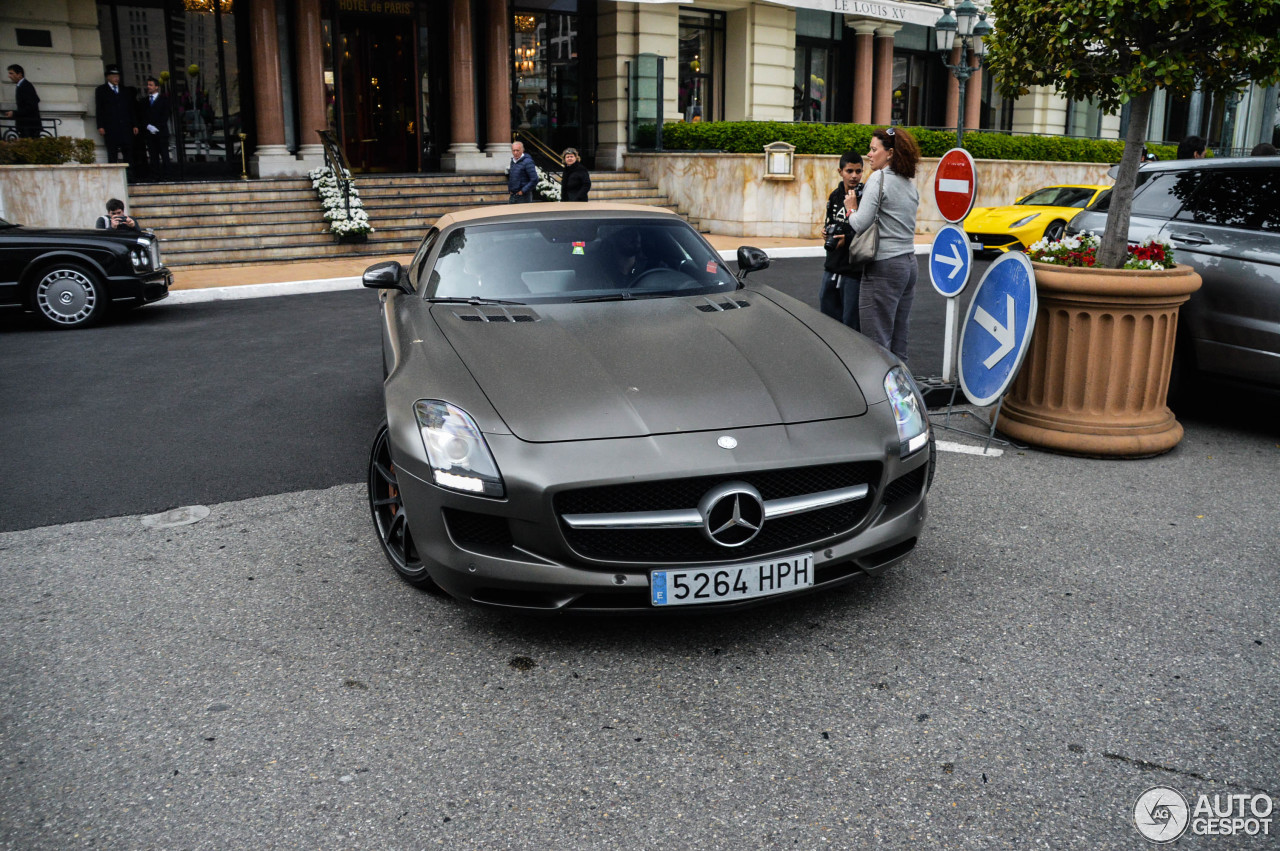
left=0, top=216, right=172, bottom=328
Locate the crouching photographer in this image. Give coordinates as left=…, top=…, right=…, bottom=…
left=818, top=151, right=864, bottom=331
left=95, top=198, right=141, bottom=232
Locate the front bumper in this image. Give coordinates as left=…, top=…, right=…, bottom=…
left=389, top=415, right=930, bottom=612
left=107, top=266, right=172, bottom=306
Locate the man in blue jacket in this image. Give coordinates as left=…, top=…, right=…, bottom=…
left=508, top=141, right=538, bottom=203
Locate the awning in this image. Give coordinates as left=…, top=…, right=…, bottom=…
left=625, top=0, right=944, bottom=29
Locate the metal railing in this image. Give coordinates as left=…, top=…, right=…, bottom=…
left=0, top=117, right=62, bottom=141
left=317, top=129, right=354, bottom=217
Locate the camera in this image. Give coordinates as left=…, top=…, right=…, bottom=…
left=823, top=224, right=842, bottom=252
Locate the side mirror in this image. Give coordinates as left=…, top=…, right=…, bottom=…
left=362, top=261, right=408, bottom=293
left=735, top=246, right=770, bottom=281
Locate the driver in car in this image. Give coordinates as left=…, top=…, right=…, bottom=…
left=609, top=228, right=659, bottom=286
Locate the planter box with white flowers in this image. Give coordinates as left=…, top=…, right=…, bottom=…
left=309, top=165, right=374, bottom=243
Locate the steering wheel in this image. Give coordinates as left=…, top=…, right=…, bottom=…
left=626, top=267, right=670, bottom=289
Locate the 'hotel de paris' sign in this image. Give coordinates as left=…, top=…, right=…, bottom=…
left=629, top=0, right=943, bottom=29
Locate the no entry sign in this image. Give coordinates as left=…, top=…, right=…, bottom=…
left=934, top=148, right=977, bottom=223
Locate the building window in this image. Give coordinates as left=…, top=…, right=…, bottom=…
left=793, top=11, right=840, bottom=123
left=678, top=8, right=724, bottom=122
left=1065, top=97, right=1103, bottom=138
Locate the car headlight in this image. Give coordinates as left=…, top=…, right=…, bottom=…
left=884, top=366, right=929, bottom=458
left=1009, top=213, right=1040, bottom=229
left=130, top=245, right=150, bottom=271
left=414, top=400, right=505, bottom=498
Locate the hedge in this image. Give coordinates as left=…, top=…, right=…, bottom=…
left=649, top=121, right=1177, bottom=163
left=0, top=137, right=97, bottom=165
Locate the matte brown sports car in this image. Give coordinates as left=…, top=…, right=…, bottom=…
left=364, top=203, right=932, bottom=612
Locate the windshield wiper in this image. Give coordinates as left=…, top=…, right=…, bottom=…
left=572, top=291, right=636, bottom=303
left=426, top=296, right=526, bottom=306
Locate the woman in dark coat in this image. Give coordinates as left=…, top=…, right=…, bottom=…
left=560, top=147, right=591, bottom=202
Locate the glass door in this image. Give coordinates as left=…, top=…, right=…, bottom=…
left=96, top=0, right=243, bottom=180
left=512, top=9, right=581, bottom=156
left=335, top=14, right=418, bottom=172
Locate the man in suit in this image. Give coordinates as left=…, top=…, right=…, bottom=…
left=141, top=76, right=170, bottom=175
left=5, top=64, right=41, bottom=138
left=95, top=64, right=138, bottom=164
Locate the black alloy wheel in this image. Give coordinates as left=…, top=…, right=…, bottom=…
left=368, top=423, right=441, bottom=592
left=33, top=263, right=105, bottom=329
left=1043, top=220, right=1067, bottom=242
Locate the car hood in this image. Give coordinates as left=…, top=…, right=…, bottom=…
left=965, top=205, right=1078, bottom=229
left=430, top=293, right=868, bottom=441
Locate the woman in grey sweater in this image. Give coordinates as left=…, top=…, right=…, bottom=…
left=846, top=127, right=921, bottom=363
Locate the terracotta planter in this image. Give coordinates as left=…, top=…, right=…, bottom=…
left=995, top=262, right=1202, bottom=457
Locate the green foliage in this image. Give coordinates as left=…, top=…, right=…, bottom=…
left=0, top=137, right=96, bottom=165
left=985, top=0, right=1280, bottom=109
left=651, top=121, right=1133, bottom=163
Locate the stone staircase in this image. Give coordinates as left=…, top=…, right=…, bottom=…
left=129, top=171, right=701, bottom=269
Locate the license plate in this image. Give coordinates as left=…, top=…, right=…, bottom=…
left=650, top=554, right=814, bottom=607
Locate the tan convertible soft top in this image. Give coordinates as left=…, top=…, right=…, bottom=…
left=432, top=202, right=677, bottom=230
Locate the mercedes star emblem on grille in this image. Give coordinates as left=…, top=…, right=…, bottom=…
left=698, top=482, right=765, bottom=547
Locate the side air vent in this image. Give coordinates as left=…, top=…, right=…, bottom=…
left=696, top=298, right=752, bottom=313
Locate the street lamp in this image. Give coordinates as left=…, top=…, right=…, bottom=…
left=935, top=1, right=992, bottom=148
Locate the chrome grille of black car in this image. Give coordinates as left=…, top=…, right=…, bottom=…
left=555, top=462, right=881, bottom=563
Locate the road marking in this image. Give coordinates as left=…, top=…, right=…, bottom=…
left=936, top=439, right=1004, bottom=457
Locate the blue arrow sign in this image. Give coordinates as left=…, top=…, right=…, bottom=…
left=958, top=251, right=1038, bottom=407
left=929, top=224, right=973, bottom=298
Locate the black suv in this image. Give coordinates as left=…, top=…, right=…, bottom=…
left=1066, top=157, right=1280, bottom=392
left=0, top=217, right=172, bottom=329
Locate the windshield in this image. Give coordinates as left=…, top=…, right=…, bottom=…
left=422, top=218, right=738, bottom=302
left=1018, top=187, right=1099, bottom=208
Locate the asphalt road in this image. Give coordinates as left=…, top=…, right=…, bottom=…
left=2, top=257, right=1279, bottom=849
left=0, top=256, right=974, bottom=533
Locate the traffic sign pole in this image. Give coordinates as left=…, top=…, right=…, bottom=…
left=928, top=224, right=974, bottom=385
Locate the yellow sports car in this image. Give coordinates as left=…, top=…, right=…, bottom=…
left=963, top=184, right=1111, bottom=253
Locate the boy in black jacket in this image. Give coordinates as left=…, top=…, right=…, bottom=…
left=819, top=151, right=865, bottom=330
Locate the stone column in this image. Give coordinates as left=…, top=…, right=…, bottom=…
left=249, top=0, right=296, bottom=175
left=965, top=57, right=983, bottom=132
left=944, top=45, right=961, bottom=132
left=848, top=21, right=877, bottom=125
left=484, top=0, right=512, bottom=156
left=443, top=0, right=484, bottom=171
left=871, top=24, right=900, bottom=126
left=294, top=0, right=326, bottom=171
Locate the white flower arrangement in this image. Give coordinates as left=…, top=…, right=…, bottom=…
left=535, top=167, right=561, bottom=202
left=309, top=165, right=374, bottom=237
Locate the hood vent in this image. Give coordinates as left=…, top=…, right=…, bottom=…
left=696, top=297, right=752, bottom=313
left=454, top=307, right=541, bottom=323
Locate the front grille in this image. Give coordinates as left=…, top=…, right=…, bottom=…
left=442, top=508, right=513, bottom=549
left=555, top=461, right=881, bottom=564
left=967, top=232, right=1021, bottom=249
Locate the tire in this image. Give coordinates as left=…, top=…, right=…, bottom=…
left=32, top=263, right=105, bottom=329
left=368, top=422, right=443, bottom=593
left=1043, top=220, right=1067, bottom=242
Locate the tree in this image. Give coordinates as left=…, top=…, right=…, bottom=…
left=984, top=0, right=1280, bottom=267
